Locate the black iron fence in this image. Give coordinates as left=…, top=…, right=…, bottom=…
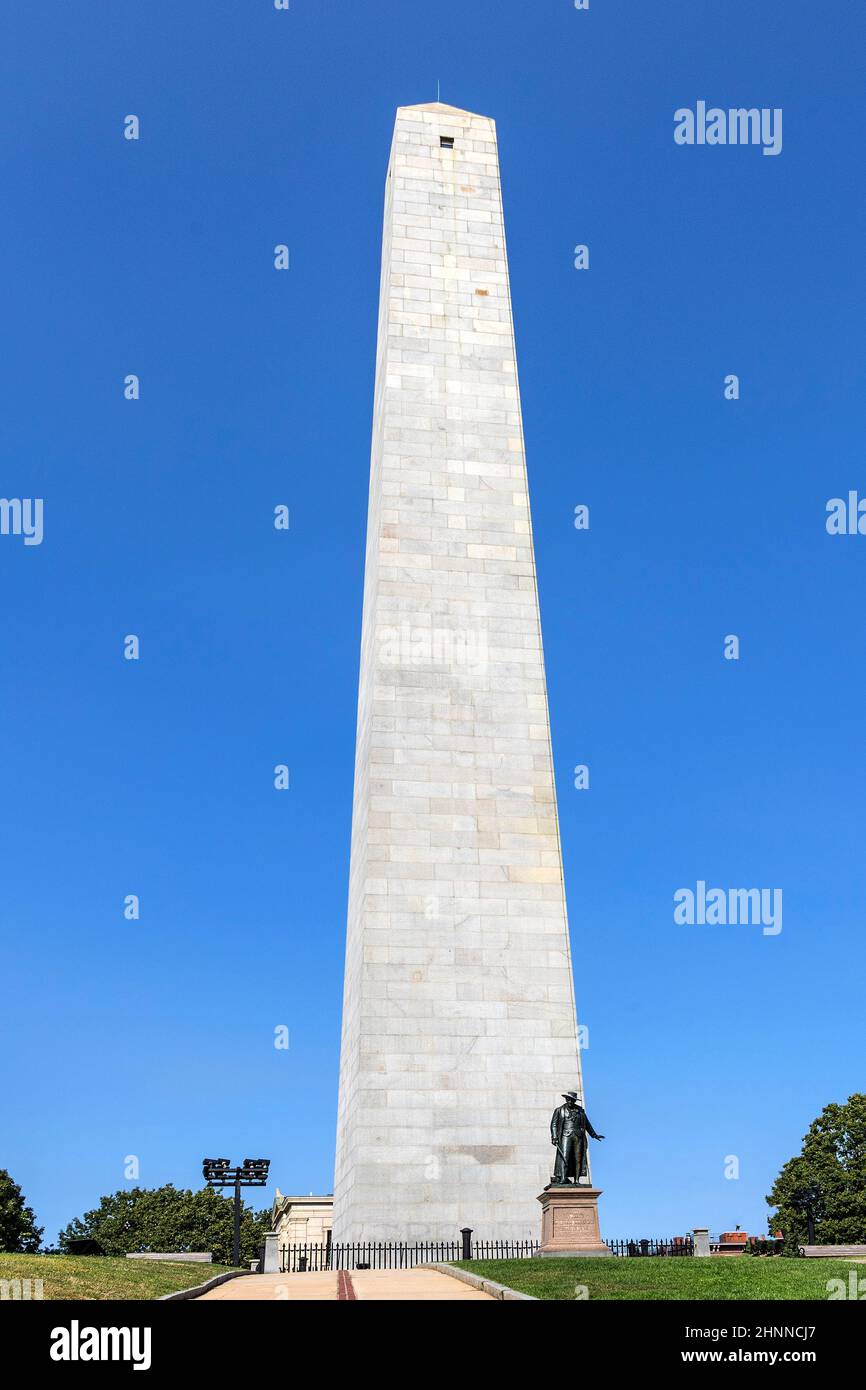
left=607, top=1237, right=695, bottom=1258
left=469, top=1240, right=540, bottom=1262
left=278, top=1236, right=694, bottom=1271
left=279, top=1240, right=539, bottom=1272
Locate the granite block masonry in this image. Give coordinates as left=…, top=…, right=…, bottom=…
left=333, top=103, right=590, bottom=1242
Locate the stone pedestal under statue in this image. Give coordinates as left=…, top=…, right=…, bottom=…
left=537, top=1185, right=612, bottom=1257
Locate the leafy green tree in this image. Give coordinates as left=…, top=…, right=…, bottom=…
left=58, top=1185, right=270, bottom=1266
left=0, top=1169, right=44, bottom=1252
left=767, top=1094, right=866, bottom=1246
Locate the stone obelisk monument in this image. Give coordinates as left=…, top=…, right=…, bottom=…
left=333, top=103, right=588, bottom=1241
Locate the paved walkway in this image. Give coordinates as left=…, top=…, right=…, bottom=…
left=195, top=1272, right=338, bottom=1300
left=193, top=1268, right=492, bottom=1301
left=351, top=1269, right=492, bottom=1301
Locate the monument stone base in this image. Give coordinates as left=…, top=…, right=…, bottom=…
left=536, top=1185, right=612, bottom=1257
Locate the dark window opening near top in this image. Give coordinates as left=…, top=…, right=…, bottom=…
left=440, top=136, right=454, bottom=149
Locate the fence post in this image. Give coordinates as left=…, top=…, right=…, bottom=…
left=261, top=1232, right=280, bottom=1274
left=460, top=1227, right=473, bottom=1260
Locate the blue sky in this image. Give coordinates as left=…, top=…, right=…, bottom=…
left=3, top=1, right=864, bottom=1246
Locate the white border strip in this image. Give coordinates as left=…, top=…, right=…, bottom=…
left=425, top=1262, right=537, bottom=1301
left=158, top=1270, right=256, bottom=1301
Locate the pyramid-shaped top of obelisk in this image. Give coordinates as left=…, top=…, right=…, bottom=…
left=399, top=101, right=491, bottom=120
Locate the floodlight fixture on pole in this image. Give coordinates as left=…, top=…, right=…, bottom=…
left=202, top=1157, right=271, bottom=1266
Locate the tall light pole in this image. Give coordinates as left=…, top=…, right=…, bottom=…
left=202, top=1158, right=270, bottom=1266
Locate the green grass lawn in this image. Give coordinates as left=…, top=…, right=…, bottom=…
left=0, top=1254, right=234, bottom=1301
left=456, top=1256, right=863, bottom=1301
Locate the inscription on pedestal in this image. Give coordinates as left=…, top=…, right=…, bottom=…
left=553, top=1208, right=597, bottom=1239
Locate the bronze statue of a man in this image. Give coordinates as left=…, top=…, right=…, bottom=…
left=550, top=1091, right=604, bottom=1186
